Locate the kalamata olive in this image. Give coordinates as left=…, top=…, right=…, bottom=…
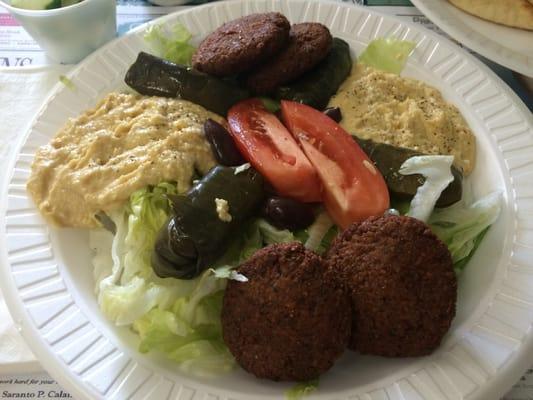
left=323, top=107, right=342, bottom=123
left=203, top=118, right=245, bottom=166
left=262, top=196, right=315, bottom=231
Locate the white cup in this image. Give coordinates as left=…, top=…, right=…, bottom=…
left=0, top=0, right=117, bottom=64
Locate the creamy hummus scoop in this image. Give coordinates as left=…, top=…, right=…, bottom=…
left=328, top=64, right=476, bottom=176
left=27, top=92, right=219, bottom=228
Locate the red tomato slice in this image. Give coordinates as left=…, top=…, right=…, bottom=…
left=227, top=99, right=322, bottom=202
left=281, top=100, right=389, bottom=228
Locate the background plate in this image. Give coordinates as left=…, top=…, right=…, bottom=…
left=410, top=0, right=533, bottom=77
left=1, top=0, right=533, bottom=399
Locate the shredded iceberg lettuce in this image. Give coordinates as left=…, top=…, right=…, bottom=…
left=358, top=37, right=416, bottom=74
left=429, top=192, right=501, bottom=274
left=400, top=155, right=455, bottom=222
left=257, top=219, right=295, bottom=245
left=285, top=379, right=319, bottom=400
left=91, top=184, right=315, bottom=375
left=94, top=183, right=197, bottom=327
left=304, top=211, right=336, bottom=254
left=234, top=163, right=251, bottom=175
left=251, top=216, right=337, bottom=255
left=132, top=272, right=234, bottom=377
left=260, top=97, right=281, bottom=113
left=92, top=183, right=229, bottom=375
left=210, top=218, right=297, bottom=276
left=210, top=265, right=248, bottom=282
left=143, top=23, right=196, bottom=65
left=393, top=157, right=501, bottom=273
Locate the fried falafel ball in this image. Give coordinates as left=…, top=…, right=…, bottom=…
left=222, top=242, right=351, bottom=381
left=192, top=13, right=290, bottom=77
left=246, top=22, right=333, bottom=94
left=327, top=215, right=457, bottom=357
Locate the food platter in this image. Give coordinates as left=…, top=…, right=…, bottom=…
left=410, top=0, right=533, bottom=77
left=1, top=0, right=533, bottom=399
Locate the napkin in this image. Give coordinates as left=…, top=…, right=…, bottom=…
left=0, top=64, right=71, bottom=372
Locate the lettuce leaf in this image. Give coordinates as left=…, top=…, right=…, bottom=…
left=211, top=265, right=248, bottom=282
left=129, top=217, right=312, bottom=374
left=144, top=23, right=196, bottom=65
left=400, top=155, right=455, bottom=222
left=429, top=192, right=501, bottom=274
left=257, top=219, right=295, bottom=245
left=211, top=218, right=298, bottom=275
left=123, top=182, right=177, bottom=282
left=387, top=169, right=500, bottom=275
left=285, top=379, right=319, bottom=400
left=93, top=183, right=197, bottom=326
left=91, top=186, right=320, bottom=375
left=212, top=219, right=264, bottom=267
left=304, top=211, right=335, bottom=253
left=359, top=38, right=416, bottom=74
left=260, top=97, right=281, bottom=113
left=132, top=272, right=235, bottom=376
left=92, top=183, right=232, bottom=374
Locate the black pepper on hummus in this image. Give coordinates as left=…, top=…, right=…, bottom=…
left=328, top=64, right=476, bottom=175
left=27, top=92, right=220, bottom=228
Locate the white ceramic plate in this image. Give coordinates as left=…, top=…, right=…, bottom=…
left=410, top=0, right=533, bottom=77
left=1, top=1, right=533, bottom=399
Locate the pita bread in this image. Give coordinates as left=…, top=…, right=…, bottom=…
left=448, top=0, right=533, bottom=30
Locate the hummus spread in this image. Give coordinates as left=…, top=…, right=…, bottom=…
left=27, top=92, right=219, bottom=228
left=328, top=64, right=476, bottom=175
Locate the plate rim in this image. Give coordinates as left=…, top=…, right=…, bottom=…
left=410, top=0, right=533, bottom=77
left=1, top=0, right=533, bottom=399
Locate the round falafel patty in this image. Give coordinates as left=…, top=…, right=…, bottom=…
left=222, top=242, right=351, bottom=381
left=327, top=215, right=457, bottom=357
left=247, top=22, right=333, bottom=94
left=192, top=12, right=290, bottom=77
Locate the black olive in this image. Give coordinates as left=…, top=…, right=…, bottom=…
left=323, top=107, right=342, bottom=123
left=262, top=196, right=315, bottom=231
left=203, top=119, right=245, bottom=166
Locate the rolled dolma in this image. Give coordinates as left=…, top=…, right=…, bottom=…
left=354, top=136, right=463, bottom=207
left=125, top=52, right=250, bottom=116
left=152, top=166, right=265, bottom=279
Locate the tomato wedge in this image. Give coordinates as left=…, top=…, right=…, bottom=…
left=227, top=99, right=322, bottom=202
left=281, top=100, right=389, bottom=228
